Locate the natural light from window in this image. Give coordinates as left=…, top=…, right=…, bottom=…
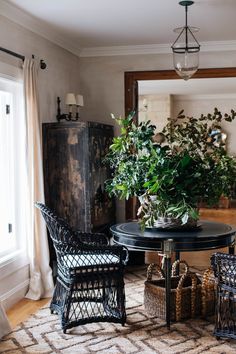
left=0, top=90, right=15, bottom=255
left=0, top=77, right=26, bottom=260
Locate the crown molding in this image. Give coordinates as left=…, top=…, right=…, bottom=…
left=80, top=40, right=236, bottom=57
left=0, top=0, right=82, bottom=57
left=80, top=43, right=172, bottom=57
left=201, top=40, right=236, bottom=53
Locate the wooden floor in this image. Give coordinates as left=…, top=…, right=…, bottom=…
left=6, top=208, right=236, bottom=329
left=7, top=298, right=50, bottom=328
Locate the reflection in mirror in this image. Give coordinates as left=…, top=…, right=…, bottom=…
left=124, top=68, right=236, bottom=220
left=138, top=77, right=236, bottom=155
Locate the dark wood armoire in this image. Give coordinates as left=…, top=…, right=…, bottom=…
left=42, top=121, right=116, bottom=273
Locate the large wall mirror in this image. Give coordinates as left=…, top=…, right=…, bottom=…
left=124, top=68, right=236, bottom=220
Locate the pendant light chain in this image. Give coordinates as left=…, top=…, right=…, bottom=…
left=185, top=4, right=188, bottom=50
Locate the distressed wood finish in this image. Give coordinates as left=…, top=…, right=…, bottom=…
left=88, top=123, right=115, bottom=229
left=43, top=122, right=115, bottom=271
left=43, top=122, right=89, bottom=231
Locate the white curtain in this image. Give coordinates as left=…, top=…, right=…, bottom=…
left=0, top=302, right=11, bottom=339
left=23, top=59, right=54, bottom=300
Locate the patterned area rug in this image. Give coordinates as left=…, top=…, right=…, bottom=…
left=1, top=266, right=236, bottom=354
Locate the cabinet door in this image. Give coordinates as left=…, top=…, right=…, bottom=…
left=43, top=122, right=91, bottom=231
left=88, top=123, right=116, bottom=229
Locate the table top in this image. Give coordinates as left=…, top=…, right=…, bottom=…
left=110, top=220, right=236, bottom=252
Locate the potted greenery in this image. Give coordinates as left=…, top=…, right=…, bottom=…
left=105, top=108, right=236, bottom=230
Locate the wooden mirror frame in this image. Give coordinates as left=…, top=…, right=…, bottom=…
left=124, top=67, right=236, bottom=220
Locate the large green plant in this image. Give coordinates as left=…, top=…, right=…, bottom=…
left=105, top=112, right=156, bottom=199
left=105, top=109, right=236, bottom=228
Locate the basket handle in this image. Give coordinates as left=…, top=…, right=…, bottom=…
left=147, top=259, right=189, bottom=281
left=175, top=271, right=198, bottom=322
left=146, top=263, right=165, bottom=281
left=171, top=259, right=189, bottom=276
left=201, top=267, right=215, bottom=317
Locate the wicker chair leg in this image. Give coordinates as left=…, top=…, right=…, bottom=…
left=50, top=280, right=62, bottom=309
left=119, top=285, right=126, bottom=323
left=61, top=288, right=73, bottom=331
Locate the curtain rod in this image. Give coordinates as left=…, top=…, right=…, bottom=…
left=0, top=46, right=47, bottom=69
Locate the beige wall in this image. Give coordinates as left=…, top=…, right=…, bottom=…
left=79, top=54, right=171, bottom=125
left=0, top=15, right=81, bottom=124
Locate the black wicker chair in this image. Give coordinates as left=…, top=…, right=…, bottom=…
left=211, top=252, right=236, bottom=340
left=35, top=202, right=129, bottom=333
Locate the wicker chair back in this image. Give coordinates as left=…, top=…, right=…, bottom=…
left=211, top=252, right=236, bottom=340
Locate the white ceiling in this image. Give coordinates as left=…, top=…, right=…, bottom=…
left=2, top=0, right=236, bottom=56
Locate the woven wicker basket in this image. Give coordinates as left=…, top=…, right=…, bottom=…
left=144, top=261, right=202, bottom=321
left=201, top=267, right=216, bottom=318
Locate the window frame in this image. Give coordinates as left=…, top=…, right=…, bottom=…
left=0, top=63, right=29, bottom=275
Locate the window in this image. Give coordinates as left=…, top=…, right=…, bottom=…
left=0, top=77, right=26, bottom=260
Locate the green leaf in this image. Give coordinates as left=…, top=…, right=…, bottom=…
left=180, top=155, right=191, bottom=168
left=116, top=185, right=127, bottom=191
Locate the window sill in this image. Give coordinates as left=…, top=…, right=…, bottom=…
left=0, top=250, right=29, bottom=280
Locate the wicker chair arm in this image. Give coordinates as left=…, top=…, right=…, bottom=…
left=81, top=244, right=129, bottom=264
left=74, top=231, right=109, bottom=245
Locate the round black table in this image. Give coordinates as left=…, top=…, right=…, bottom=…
left=110, top=220, right=236, bottom=329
